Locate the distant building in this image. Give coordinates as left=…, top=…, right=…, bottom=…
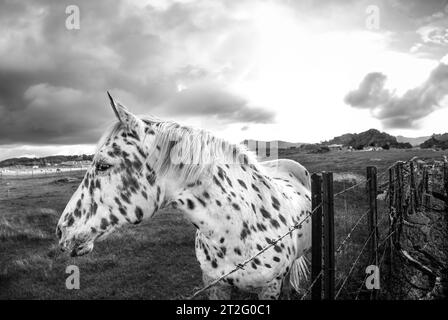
left=363, top=146, right=383, bottom=151
left=61, top=161, right=78, bottom=166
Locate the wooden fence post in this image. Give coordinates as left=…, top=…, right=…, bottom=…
left=409, top=161, right=417, bottom=213
left=322, top=172, right=335, bottom=300
left=367, top=166, right=378, bottom=299
left=395, top=162, right=403, bottom=244
left=367, top=167, right=378, bottom=263
left=388, top=166, right=395, bottom=289
left=422, top=165, right=430, bottom=208
left=311, top=174, right=323, bottom=300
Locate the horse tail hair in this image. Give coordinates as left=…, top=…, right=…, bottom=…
left=289, top=255, right=309, bottom=293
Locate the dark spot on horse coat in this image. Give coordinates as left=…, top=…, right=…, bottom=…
left=67, top=215, right=75, bottom=227
left=195, top=196, right=206, bottom=207
left=260, top=207, right=271, bottom=219
left=232, top=203, right=240, bottom=210
left=119, top=207, right=127, bottom=216
left=110, top=214, right=119, bottom=225
left=279, top=214, right=287, bottom=225
left=73, top=208, right=81, bottom=218
left=187, top=199, right=195, bottom=210
left=135, top=207, right=144, bottom=222
left=213, top=176, right=226, bottom=193
left=270, top=219, right=280, bottom=229
left=91, top=202, right=98, bottom=216
left=217, top=167, right=225, bottom=180
left=271, top=196, right=280, bottom=210
left=100, top=218, right=109, bottom=230
left=237, top=179, right=247, bottom=189
left=121, top=193, right=131, bottom=204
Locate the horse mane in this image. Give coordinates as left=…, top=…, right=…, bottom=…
left=98, top=115, right=261, bottom=184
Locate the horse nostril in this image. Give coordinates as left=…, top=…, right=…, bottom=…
left=56, top=225, right=62, bottom=240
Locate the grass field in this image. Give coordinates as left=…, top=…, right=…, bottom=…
left=0, top=148, right=446, bottom=299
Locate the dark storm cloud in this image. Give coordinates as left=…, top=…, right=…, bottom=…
left=344, top=72, right=390, bottom=109
left=345, top=63, right=448, bottom=128
left=0, top=0, right=274, bottom=145
left=164, top=83, right=275, bottom=123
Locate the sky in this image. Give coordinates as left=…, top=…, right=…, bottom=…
left=0, top=0, right=447, bottom=160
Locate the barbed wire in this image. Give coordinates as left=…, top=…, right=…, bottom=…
left=188, top=202, right=323, bottom=299
left=333, top=177, right=369, bottom=198
left=335, top=228, right=376, bottom=299
left=354, top=234, right=389, bottom=300
left=335, top=209, right=369, bottom=255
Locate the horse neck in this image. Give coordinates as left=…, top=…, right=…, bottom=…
left=163, top=159, right=259, bottom=246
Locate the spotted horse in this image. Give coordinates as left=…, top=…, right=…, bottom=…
left=56, top=93, right=312, bottom=300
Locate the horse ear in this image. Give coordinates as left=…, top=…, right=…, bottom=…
left=107, top=91, right=121, bottom=121
left=106, top=91, right=141, bottom=129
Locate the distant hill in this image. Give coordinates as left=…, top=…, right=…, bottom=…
left=326, top=129, right=412, bottom=150
left=242, top=140, right=305, bottom=150
left=326, top=133, right=355, bottom=146
left=0, top=154, right=93, bottom=168
left=396, top=135, right=430, bottom=147
left=433, top=133, right=448, bottom=142
left=420, top=134, right=448, bottom=150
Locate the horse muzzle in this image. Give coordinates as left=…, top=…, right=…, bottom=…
left=58, top=234, right=94, bottom=257
left=70, top=242, right=94, bottom=257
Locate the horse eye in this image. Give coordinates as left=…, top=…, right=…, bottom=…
left=96, top=163, right=112, bottom=172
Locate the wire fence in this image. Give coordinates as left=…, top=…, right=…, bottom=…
left=186, top=155, right=447, bottom=300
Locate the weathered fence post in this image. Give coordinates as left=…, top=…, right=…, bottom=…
left=395, top=162, right=403, bottom=244
left=322, top=172, right=334, bottom=300
left=422, top=165, right=431, bottom=208
left=367, top=166, right=378, bottom=299
left=311, top=174, right=323, bottom=300
left=388, top=166, right=395, bottom=289
left=409, top=161, right=417, bottom=213
left=366, top=167, right=378, bottom=263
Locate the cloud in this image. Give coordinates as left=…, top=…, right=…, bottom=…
left=345, top=62, right=448, bottom=128
left=417, top=24, right=448, bottom=45
left=0, top=0, right=274, bottom=146
left=161, top=82, right=275, bottom=123
left=344, top=72, right=390, bottom=109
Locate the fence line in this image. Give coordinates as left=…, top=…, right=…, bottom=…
left=307, top=155, right=446, bottom=300
left=185, top=155, right=446, bottom=300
